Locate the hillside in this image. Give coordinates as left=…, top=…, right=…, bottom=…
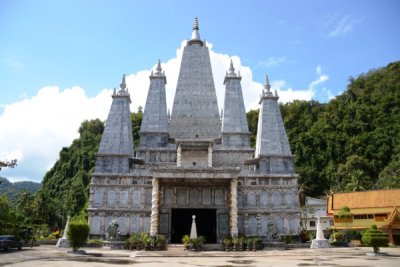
left=0, top=176, right=41, bottom=202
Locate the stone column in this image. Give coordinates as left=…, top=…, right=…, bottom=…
left=149, top=178, right=160, bottom=236
left=230, top=178, right=238, bottom=237
left=208, top=143, right=213, bottom=167
left=177, top=144, right=182, bottom=167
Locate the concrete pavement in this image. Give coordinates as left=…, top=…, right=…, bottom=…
left=1, top=245, right=399, bottom=266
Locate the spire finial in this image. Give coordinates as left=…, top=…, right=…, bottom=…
left=229, top=59, right=235, bottom=74
left=264, top=75, right=271, bottom=92
left=191, top=17, right=201, bottom=40
left=120, top=74, right=126, bottom=91
left=193, top=17, right=199, bottom=30
left=156, top=59, right=162, bottom=74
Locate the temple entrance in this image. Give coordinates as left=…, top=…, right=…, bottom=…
left=171, top=208, right=217, bottom=243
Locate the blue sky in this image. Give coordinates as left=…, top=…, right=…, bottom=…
left=1, top=0, right=399, bottom=183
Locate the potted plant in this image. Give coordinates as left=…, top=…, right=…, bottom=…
left=232, top=237, right=239, bottom=251
left=238, top=236, right=245, bottom=251
left=182, top=235, right=190, bottom=250
left=223, top=237, right=232, bottom=251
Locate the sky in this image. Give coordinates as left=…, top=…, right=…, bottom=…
left=1, top=0, right=399, bottom=183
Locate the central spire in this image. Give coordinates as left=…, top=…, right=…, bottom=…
left=170, top=17, right=220, bottom=139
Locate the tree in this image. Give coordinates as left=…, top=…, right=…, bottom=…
left=67, top=220, right=90, bottom=251
left=362, top=225, right=388, bottom=253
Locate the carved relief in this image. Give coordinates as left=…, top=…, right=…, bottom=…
left=247, top=191, right=256, bottom=207
left=94, top=190, right=103, bottom=206
left=120, top=191, right=128, bottom=207
left=132, top=190, right=141, bottom=208
left=107, top=191, right=116, bottom=207
left=260, top=191, right=268, bottom=207
left=202, top=188, right=211, bottom=204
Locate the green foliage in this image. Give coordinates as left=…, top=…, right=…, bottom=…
left=279, top=61, right=400, bottom=196
left=67, top=220, right=90, bottom=251
left=361, top=225, right=389, bottom=253
left=329, top=231, right=347, bottom=246
left=338, top=206, right=352, bottom=218
left=126, top=233, right=166, bottom=250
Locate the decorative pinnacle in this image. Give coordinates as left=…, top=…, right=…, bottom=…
left=264, top=75, right=271, bottom=92
left=191, top=17, right=201, bottom=40
left=229, top=59, right=235, bottom=74
left=156, top=59, right=162, bottom=74
left=120, top=74, right=126, bottom=91
left=193, top=17, right=199, bottom=30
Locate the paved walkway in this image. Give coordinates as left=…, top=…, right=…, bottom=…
left=0, top=245, right=399, bottom=266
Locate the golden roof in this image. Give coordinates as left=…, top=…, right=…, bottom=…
left=329, top=189, right=400, bottom=210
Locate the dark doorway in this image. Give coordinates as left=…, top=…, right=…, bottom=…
left=171, top=208, right=216, bottom=243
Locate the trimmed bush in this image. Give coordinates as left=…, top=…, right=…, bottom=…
left=361, top=225, right=388, bottom=253
left=67, top=221, right=90, bottom=251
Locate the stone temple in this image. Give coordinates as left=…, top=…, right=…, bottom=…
left=88, top=18, right=300, bottom=243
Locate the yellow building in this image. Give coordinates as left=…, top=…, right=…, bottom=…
left=327, top=189, right=400, bottom=244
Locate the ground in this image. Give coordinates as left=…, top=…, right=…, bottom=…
left=0, top=245, right=399, bottom=267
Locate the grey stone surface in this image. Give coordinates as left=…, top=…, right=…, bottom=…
left=140, top=61, right=169, bottom=147
left=221, top=61, right=250, bottom=147
left=169, top=32, right=220, bottom=139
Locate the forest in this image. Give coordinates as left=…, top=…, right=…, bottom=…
left=1, top=61, right=399, bottom=237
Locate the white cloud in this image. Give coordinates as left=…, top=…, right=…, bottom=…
left=327, top=15, right=359, bottom=38
left=257, top=57, right=286, bottom=68
left=0, top=87, right=112, bottom=182
left=0, top=41, right=330, bottom=183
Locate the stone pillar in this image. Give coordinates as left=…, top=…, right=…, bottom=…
left=177, top=144, right=182, bottom=167
left=208, top=143, right=213, bottom=167
left=150, top=178, right=159, bottom=236
left=230, top=178, right=238, bottom=237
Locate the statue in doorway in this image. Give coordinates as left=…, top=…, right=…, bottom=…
left=106, top=219, right=120, bottom=241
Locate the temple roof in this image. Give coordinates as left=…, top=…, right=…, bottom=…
left=329, top=189, right=400, bottom=210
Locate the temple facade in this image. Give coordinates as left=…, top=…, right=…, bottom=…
left=88, top=18, right=300, bottom=243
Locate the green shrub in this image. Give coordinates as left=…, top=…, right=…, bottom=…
left=67, top=221, right=90, bottom=251
left=361, top=225, right=388, bottom=253
left=126, top=233, right=166, bottom=250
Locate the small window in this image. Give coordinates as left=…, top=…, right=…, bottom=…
left=196, top=134, right=198, bottom=138
left=193, top=162, right=196, bottom=166
left=132, top=180, right=138, bottom=185
left=310, top=221, right=316, bottom=227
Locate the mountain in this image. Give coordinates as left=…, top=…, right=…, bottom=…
left=0, top=176, right=41, bottom=202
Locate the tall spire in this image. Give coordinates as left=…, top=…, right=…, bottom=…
left=222, top=59, right=250, bottom=147
left=170, top=17, right=219, bottom=139
left=140, top=60, right=168, bottom=147
left=255, top=74, right=292, bottom=160
left=95, top=76, right=134, bottom=173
